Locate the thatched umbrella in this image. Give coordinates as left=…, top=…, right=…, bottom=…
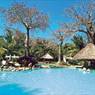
left=73, top=43, right=95, bottom=60
left=41, top=53, right=53, bottom=60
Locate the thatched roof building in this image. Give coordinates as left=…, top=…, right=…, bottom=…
left=41, top=53, right=53, bottom=60
left=73, top=43, right=95, bottom=60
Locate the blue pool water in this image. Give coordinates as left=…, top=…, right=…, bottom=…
left=0, top=68, right=95, bottom=95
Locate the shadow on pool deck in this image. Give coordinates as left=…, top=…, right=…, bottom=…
left=0, top=84, right=43, bottom=95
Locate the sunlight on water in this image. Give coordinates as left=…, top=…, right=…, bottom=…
left=0, top=68, right=95, bottom=95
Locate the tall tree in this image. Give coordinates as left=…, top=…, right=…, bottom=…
left=64, top=1, right=95, bottom=44
left=53, top=29, right=71, bottom=63
left=1, top=3, right=48, bottom=56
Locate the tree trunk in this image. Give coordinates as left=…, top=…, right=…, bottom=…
left=25, top=28, right=30, bottom=56
left=58, top=41, right=63, bottom=63
left=92, top=33, right=95, bottom=44
left=87, top=30, right=95, bottom=44
left=58, top=44, right=61, bottom=63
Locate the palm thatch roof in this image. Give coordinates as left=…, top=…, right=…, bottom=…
left=73, top=43, right=95, bottom=60
left=41, top=53, right=53, bottom=59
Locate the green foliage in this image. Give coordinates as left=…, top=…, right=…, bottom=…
left=30, top=39, right=58, bottom=60
left=0, top=36, right=5, bottom=47
left=0, top=36, right=7, bottom=59
left=62, top=35, right=86, bottom=57
left=63, top=43, right=78, bottom=57
left=0, top=28, right=88, bottom=62
left=72, top=35, right=86, bottom=50
left=0, top=47, right=7, bottom=59
left=0, top=28, right=26, bottom=57
left=0, top=29, right=58, bottom=60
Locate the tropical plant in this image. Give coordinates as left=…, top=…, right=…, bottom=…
left=63, top=43, right=78, bottom=57
left=72, top=35, right=86, bottom=50
left=4, top=28, right=16, bottom=55
left=31, top=39, right=58, bottom=60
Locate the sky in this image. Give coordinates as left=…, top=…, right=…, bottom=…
left=0, top=0, right=87, bottom=40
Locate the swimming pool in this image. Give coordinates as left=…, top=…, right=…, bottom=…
left=0, top=68, right=95, bottom=95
